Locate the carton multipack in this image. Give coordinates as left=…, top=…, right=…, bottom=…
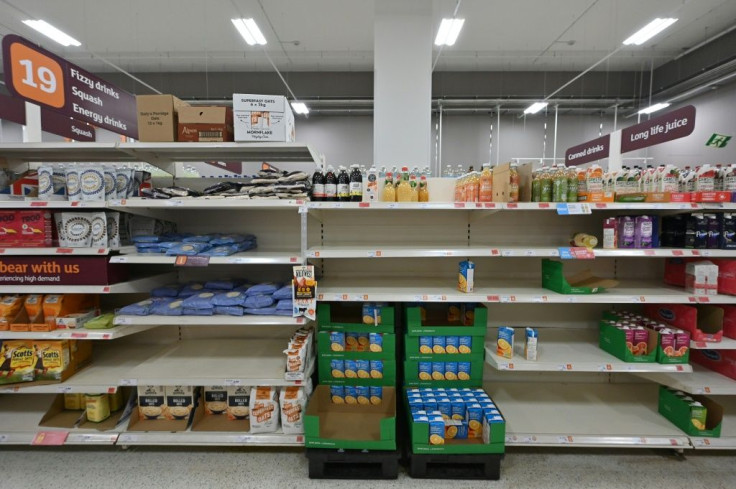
left=686, top=260, right=719, bottom=295
left=136, top=94, right=190, bottom=142
left=233, top=94, right=295, bottom=142
left=177, top=106, right=233, bottom=142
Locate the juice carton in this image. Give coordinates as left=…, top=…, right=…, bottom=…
left=355, top=386, right=370, bottom=405
left=356, top=359, right=370, bottom=379
left=344, top=359, right=358, bottom=378
left=407, top=388, right=421, bottom=397
left=445, top=419, right=463, bottom=440
left=437, top=398, right=452, bottom=420
left=330, top=359, right=345, bottom=378
left=429, top=415, right=446, bottom=445
left=659, top=329, right=676, bottom=357
left=618, top=216, right=636, bottom=248
left=497, top=327, right=514, bottom=358
left=368, top=332, right=382, bottom=352
left=686, top=260, right=719, bottom=295
left=369, top=386, right=383, bottom=405
left=483, top=414, right=505, bottom=444
left=451, top=398, right=466, bottom=420
left=344, top=386, right=357, bottom=404
left=445, top=336, right=460, bottom=354
left=633, top=327, right=649, bottom=356
left=412, top=413, right=429, bottom=423
left=356, top=333, right=369, bottom=352
left=458, top=336, right=473, bottom=354
left=432, top=390, right=448, bottom=398
left=525, top=327, right=538, bottom=361
left=432, top=336, right=446, bottom=354
left=431, top=362, right=445, bottom=380
left=362, top=303, right=382, bottom=325
left=418, top=361, right=432, bottom=380
left=690, top=401, right=708, bottom=431
left=674, top=329, right=691, bottom=357
left=329, top=331, right=345, bottom=352
left=419, top=336, right=433, bottom=354
left=603, top=218, right=618, bottom=249
left=466, top=404, right=483, bottom=438
left=620, top=326, right=634, bottom=353
left=458, top=260, right=475, bottom=293
left=445, top=362, right=459, bottom=380
left=330, top=386, right=345, bottom=404
left=423, top=397, right=438, bottom=412
left=369, top=360, right=384, bottom=379
left=473, top=388, right=489, bottom=399
left=458, top=362, right=472, bottom=380
left=635, top=216, right=654, bottom=249
left=408, top=397, right=424, bottom=413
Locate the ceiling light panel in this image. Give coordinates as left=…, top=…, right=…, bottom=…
left=435, top=18, right=465, bottom=46
left=291, top=102, right=309, bottom=115
left=623, top=18, right=678, bottom=46
left=524, top=102, right=548, bottom=115
left=638, top=102, right=671, bottom=115
left=22, top=20, right=81, bottom=47
left=231, top=18, right=267, bottom=46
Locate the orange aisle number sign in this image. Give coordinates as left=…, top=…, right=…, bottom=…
left=9, top=42, right=65, bottom=108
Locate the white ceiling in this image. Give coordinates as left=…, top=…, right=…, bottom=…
left=0, top=0, right=735, bottom=74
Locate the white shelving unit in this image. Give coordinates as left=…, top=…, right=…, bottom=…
left=114, top=315, right=308, bottom=327
left=306, top=201, right=705, bottom=211
left=635, top=364, right=736, bottom=395
left=116, top=430, right=303, bottom=447
left=485, top=330, right=692, bottom=373
left=111, top=251, right=302, bottom=265
left=0, top=324, right=158, bottom=340
left=0, top=247, right=133, bottom=255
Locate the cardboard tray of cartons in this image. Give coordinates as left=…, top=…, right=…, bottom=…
left=542, top=259, right=619, bottom=294
left=658, top=386, right=722, bottom=437
left=598, top=321, right=658, bottom=363
left=189, top=401, right=249, bottom=433
left=304, top=385, right=396, bottom=450
left=404, top=336, right=485, bottom=362
left=403, top=359, right=484, bottom=389
left=126, top=403, right=195, bottom=433
left=405, top=304, right=488, bottom=336
left=316, top=303, right=395, bottom=333
left=177, top=106, right=233, bottom=142
left=233, top=94, right=295, bottom=142
left=644, top=304, right=724, bottom=343
left=38, top=387, right=135, bottom=431
left=136, top=94, right=190, bottom=142
left=318, top=357, right=397, bottom=386
left=316, top=331, right=396, bottom=359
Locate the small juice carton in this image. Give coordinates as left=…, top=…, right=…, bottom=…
left=423, top=397, right=438, bottom=412
left=369, top=386, right=383, bottom=405
left=431, top=362, right=445, bottom=380
left=330, top=359, right=345, bottom=378
left=482, top=414, right=505, bottom=444
left=690, top=401, right=708, bottom=431
left=432, top=336, right=446, bottom=354
left=659, top=328, right=676, bottom=357
left=419, top=336, right=433, bottom=354
left=497, top=327, right=514, bottom=359
left=458, top=336, right=473, bottom=354
left=344, top=386, right=358, bottom=404
left=330, top=386, right=345, bottom=404
left=466, top=403, right=483, bottom=438
left=329, top=331, right=345, bottom=352
left=445, top=336, right=460, bottom=354
left=620, top=326, right=634, bottom=353
left=356, top=359, right=370, bottom=379
left=455, top=421, right=469, bottom=440
left=429, top=415, right=446, bottom=445
left=432, top=390, right=449, bottom=398
left=525, top=327, right=538, bottom=361
left=633, top=327, right=649, bottom=356
left=357, top=333, right=370, bottom=352
left=362, top=303, right=382, bottom=325
left=355, top=386, right=370, bottom=405
left=418, top=361, right=432, bottom=381
left=445, top=362, right=459, bottom=380
left=344, top=359, right=358, bottom=378
left=368, top=332, right=383, bottom=352
left=369, top=360, right=384, bottom=379
left=674, top=329, right=691, bottom=357
left=450, top=398, right=466, bottom=420
left=458, top=362, right=472, bottom=381
left=437, top=398, right=452, bottom=420
left=413, top=413, right=429, bottom=423
left=408, top=397, right=424, bottom=413
left=458, top=260, right=475, bottom=293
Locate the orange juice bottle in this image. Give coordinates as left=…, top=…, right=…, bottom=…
left=396, top=167, right=413, bottom=202
left=409, top=167, right=419, bottom=202
left=466, top=171, right=480, bottom=202
left=418, top=175, right=429, bottom=202
left=479, top=164, right=493, bottom=202
left=381, top=172, right=396, bottom=202
left=509, top=163, right=520, bottom=202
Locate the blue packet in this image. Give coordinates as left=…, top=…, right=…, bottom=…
left=272, top=285, right=292, bottom=300
left=151, top=285, right=181, bottom=297
left=238, top=242, right=257, bottom=252
left=276, top=299, right=293, bottom=310
left=131, top=235, right=161, bottom=243
left=212, top=291, right=246, bottom=306
left=214, top=305, right=244, bottom=316
left=182, top=235, right=217, bottom=243
left=118, top=299, right=154, bottom=316
left=183, top=307, right=214, bottom=316
left=182, top=292, right=216, bottom=309
left=245, top=282, right=280, bottom=296
left=201, top=245, right=239, bottom=257
left=244, top=307, right=278, bottom=315
left=244, top=295, right=275, bottom=309
left=179, top=283, right=206, bottom=297
left=156, top=241, right=181, bottom=249
left=151, top=299, right=184, bottom=316
left=210, top=234, right=253, bottom=245
left=136, top=244, right=164, bottom=254
left=205, top=280, right=237, bottom=291
left=165, top=242, right=211, bottom=256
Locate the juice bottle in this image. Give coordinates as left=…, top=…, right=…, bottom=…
left=396, top=167, right=413, bottom=202
left=576, top=168, right=587, bottom=197
left=509, top=163, right=520, bottom=203
left=553, top=164, right=567, bottom=202
left=466, top=171, right=479, bottom=202
left=567, top=166, right=578, bottom=202
left=456, top=164, right=464, bottom=178
left=697, top=164, right=716, bottom=191
left=418, top=175, right=429, bottom=202
left=349, top=164, right=363, bottom=202
left=457, top=174, right=467, bottom=202
left=445, top=165, right=454, bottom=178
left=587, top=164, right=603, bottom=193
left=409, top=167, right=419, bottom=202
left=540, top=167, right=553, bottom=202
left=479, top=164, right=493, bottom=202
left=324, top=165, right=337, bottom=201
left=365, top=167, right=378, bottom=202
left=531, top=168, right=541, bottom=202
left=715, top=164, right=724, bottom=191
left=724, top=164, right=736, bottom=191
left=381, top=172, right=396, bottom=202
left=337, top=166, right=350, bottom=201
left=454, top=175, right=461, bottom=202
left=311, top=168, right=325, bottom=201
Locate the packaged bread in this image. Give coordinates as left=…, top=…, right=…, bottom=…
left=249, top=386, right=279, bottom=433
left=280, top=387, right=306, bottom=434
left=23, top=295, right=44, bottom=319
left=0, top=296, right=23, bottom=330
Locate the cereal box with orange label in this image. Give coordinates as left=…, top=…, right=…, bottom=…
left=249, top=386, right=280, bottom=433
left=280, top=386, right=306, bottom=434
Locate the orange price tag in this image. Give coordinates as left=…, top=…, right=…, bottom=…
left=8, top=41, right=65, bottom=108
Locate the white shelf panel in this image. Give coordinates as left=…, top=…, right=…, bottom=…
left=690, top=396, right=736, bottom=449
left=111, top=251, right=302, bottom=265
left=0, top=324, right=157, bottom=340
left=691, top=337, right=736, bottom=350
left=485, top=330, right=692, bottom=373
left=108, top=198, right=303, bottom=211
left=0, top=200, right=107, bottom=209
left=489, top=382, right=690, bottom=448
left=0, top=273, right=177, bottom=294
left=0, top=247, right=116, bottom=256
left=0, top=344, right=165, bottom=394
left=317, top=277, right=736, bottom=304
left=116, top=430, right=303, bottom=446
left=114, top=315, right=309, bottom=327
left=126, top=339, right=313, bottom=387
left=307, top=201, right=703, bottom=211
left=636, top=364, right=736, bottom=395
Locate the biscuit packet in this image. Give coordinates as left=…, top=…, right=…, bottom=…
left=280, top=387, right=306, bottom=434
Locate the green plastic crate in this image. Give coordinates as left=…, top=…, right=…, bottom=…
left=318, top=356, right=397, bottom=386
left=404, top=359, right=484, bottom=388
left=405, top=304, right=488, bottom=336
left=317, top=303, right=395, bottom=333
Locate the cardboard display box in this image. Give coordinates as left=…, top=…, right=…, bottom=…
left=126, top=403, right=194, bottom=432
left=404, top=335, right=485, bottom=361
left=136, top=94, right=190, bottom=142
left=190, top=400, right=249, bottom=432
left=658, top=386, right=722, bottom=437
left=690, top=349, right=736, bottom=381
left=304, top=385, right=396, bottom=450
left=644, top=304, right=724, bottom=343
left=318, top=356, right=397, bottom=386
left=39, top=387, right=134, bottom=431
left=0, top=339, right=91, bottom=386
left=316, top=331, right=396, bottom=358
left=316, top=303, right=395, bottom=333
left=177, top=106, right=233, bottom=142
left=405, top=304, right=488, bottom=336
left=403, top=359, right=484, bottom=388
left=542, top=259, right=619, bottom=294
left=598, top=321, right=657, bottom=363
left=491, top=162, right=533, bottom=203
left=0, top=210, right=53, bottom=247
left=233, top=94, right=295, bottom=142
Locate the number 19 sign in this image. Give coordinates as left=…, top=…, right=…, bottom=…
left=2, top=35, right=138, bottom=139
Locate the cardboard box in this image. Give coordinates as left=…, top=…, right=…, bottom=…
left=405, top=304, right=488, bottom=335
left=542, top=259, right=619, bottom=294
left=599, top=321, right=657, bottom=363
left=40, top=388, right=134, bottom=431
left=136, top=94, right=189, bottom=142
left=644, top=304, right=724, bottom=343
left=577, top=191, right=615, bottom=203
left=658, top=386, right=722, bottom=437
left=693, top=191, right=732, bottom=203
left=233, top=94, right=295, bottom=142
left=719, top=305, right=736, bottom=339
left=0, top=210, right=52, bottom=247
left=191, top=399, right=249, bottom=432
left=491, top=162, right=532, bottom=203
left=317, top=303, right=395, bottom=333
left=714, top=259, right=736, bottom=295
left=0, top=339, right=91, bottom=386
left=177, top=106, right=233, bottom=142
left=686, top=261, right=719, bottom=296
left=691, top=349, right=736, bottom=381
left=304, top=385, right=396, bottom=450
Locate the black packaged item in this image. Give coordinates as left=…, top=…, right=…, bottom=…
left=685, top=214, right=704, bottom=249
left=705, top=214, right=720, bottom=249
left=337, top=166, right=350, bottom=202
left=720, top=213, right=736, bottom=249
left=140, top=187, right=172, bottom=199
left=311, top=170, right=325, bottom=201
left=204, top=182, right=239, bottom=195
left=159, top=186, right=202, bottom=198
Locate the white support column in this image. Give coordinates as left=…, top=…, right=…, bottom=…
left=23, top=102, right=42, bottom=143
left=609, top=129, right=623, bottom=172
left=374, top=0, right=432, bottom=167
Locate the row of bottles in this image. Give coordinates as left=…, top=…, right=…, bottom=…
left=453, top=164, right=500, bottom=202
left=381, top=167, right=429, bottom=202
left=312, top=165, right=368, bottom=202
left=311, top=165, right=429, bottom=202
left=531, top=164, right=578, bottom=203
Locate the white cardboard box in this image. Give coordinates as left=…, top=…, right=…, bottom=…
left=686, top=260, right=719, bottom=296
left=233, top=94, right=295, bottom=142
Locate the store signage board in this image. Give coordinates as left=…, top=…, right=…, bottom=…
left=2, top=35, right=137, bottom=138
left=565, top=134, right=610, bottom=166
left=621, top=105, right=696, bottom=153
left=1, top=93, right=96, bottom=141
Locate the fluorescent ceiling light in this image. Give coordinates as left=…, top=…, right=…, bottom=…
left=623, top=18, right=678, bottom=46
left=435, top=18, right=465, bottom=46
left=291, top=102, right=309, bottom=115
left=231, top=18, right=267, bottom=46
left=22, top=20, right=81, bottom=47
left=524, top=102, right=548, bottom=115
left=638, top=102, right=671, bottom=115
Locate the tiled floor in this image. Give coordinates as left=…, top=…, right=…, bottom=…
left=2, top=446, right=734, bottom=489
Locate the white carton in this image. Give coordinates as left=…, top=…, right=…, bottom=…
left=249, top=386, right=280, bottom=433
left=279, top=386, right=307, bottom=434
left=233, top=94, right=295, bottom=142
left=685, top=260, right=719, bottom=296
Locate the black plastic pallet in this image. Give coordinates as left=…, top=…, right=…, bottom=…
left=408, top=451, right=503, bottom=480
left=306, top=448, right=400, bottom=479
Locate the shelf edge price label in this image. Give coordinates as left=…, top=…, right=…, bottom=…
left=119, top=378, right=137, bottom=386
left=557, top=435, right=573, bottom=444
left=33, top=431, right=69, bottom=446
left=175, top=255, right=210, bottom=267
left=224, top=379, right=243, bottom=386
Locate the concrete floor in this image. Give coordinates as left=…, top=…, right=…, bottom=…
left=1, top=446, right=734, bottom=489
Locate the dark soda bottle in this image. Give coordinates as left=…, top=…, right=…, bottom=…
left=349, top=164, right=363, bottom=202
left=311, top=168, right=325, bottom=201
left=324, top=165, right=337, bottom=201
left=337, top=166, right=350, bottom=202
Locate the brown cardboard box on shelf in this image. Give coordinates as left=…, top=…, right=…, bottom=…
left=191, top=402, right=250, bottom=432
left=492, top=162, right=533, bottom=203
left=127, top=402, right=194, bottom=432
left=177, top=106, right=233, bottom=142
left=136, top=94, right=190, bottom=142
left=39, top=388, right=133, bottom=431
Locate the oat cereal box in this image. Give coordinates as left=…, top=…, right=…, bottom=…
left=137, top=385, right=166, bottom=420
left=344, top=385, right=358, bottom=405
left=369, top=360, right=384, bottom=379
left=369, top=386, right=383, bottom=405
left=249, top=386, right=279, bottom=433
left=165, top=385, right=194, bottom=421
left=356, top=386, right=371, bottom=405
left=32, top=340, right=71, bottom=381
left=330, top=385, right=345, bottom=404
left=204, top=385, right=228, bottom=415
left=280, top=387, right=306, bottom=434
left=227, top=386, right=250, bottom=420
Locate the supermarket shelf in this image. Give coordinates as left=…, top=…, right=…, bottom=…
left=125, top=339, right=313, bottom=387
left=690, top=396, right=736, bottom=449
left=317, top=277, right=736, bottom=304
left=116, top=430, right=303, bottom=447
left=305, top=245, right=736, bottom=259
left=0, top=394, right=122, bottom=445
left=107, top=198, right=303, bottom=211
left=0, top=199, right=107, bottom=209
left=0, top=324, right=157, bottom=340
left=0, top=246, right=134, bottom=256
left=635, top=364, right=736, bottom=395
left=0, top=273, right=178, bottom=294
left=489, top=382, right=690, bottom=448
left=306, top=201, right=702, bottom=211
left=111, top=251, right=302, bottom=265
left=691, top=337, right=736, bottom=350
left=485, top=329, right=692, bottom=373
left=0, top=344, right=165, bottom=394
left=114, top=315, right=309, bottom=326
